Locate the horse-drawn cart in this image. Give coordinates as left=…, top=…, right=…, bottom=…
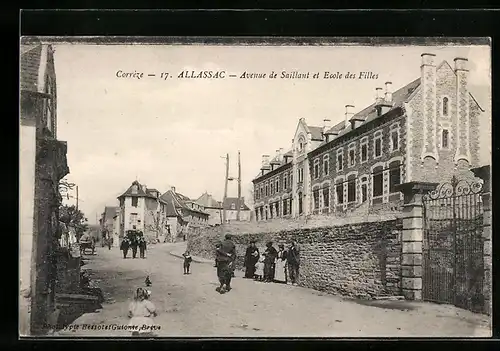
left=79, top=239, right=95, bottom=255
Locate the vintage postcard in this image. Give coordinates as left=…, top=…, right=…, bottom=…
left=19, top=37, right=492, bottom=338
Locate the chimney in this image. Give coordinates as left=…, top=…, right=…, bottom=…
left=375, top=87, right=384, bottom=105
left=344, top=105, right=354, bottom=128
left=171, top=186, right=176, bottom=193
left=322, top=119, right=332, bottom=137
left=375, top=85, right=392, bottom=117
left=384, top=81, right=393, bottom=103
left=142, top=184, right=147, bottom=193
left=262, top=154, right=270, bottom=167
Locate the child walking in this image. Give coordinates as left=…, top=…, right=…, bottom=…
left=183, top=250, right=192, bottom=274
left=254, top=254, right=265, bottom=281
left=128, top=287, right=157, bottom=337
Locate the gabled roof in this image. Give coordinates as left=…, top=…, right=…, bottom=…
left=20, top=45, right=43, bottom=92
left=254, top=149, right=294, bottom=181
left=324, top=77, right=422, bottom=138
left=223, top=197, right=250, bottom=211
left=118, top=181, right=157, bottom=199
left=308, top=126, right=325, bottom=141
left=104, top=206, right=118, bottom=221
left=196, top=192, right=222, bottom=209
left=160, top=189, right=209, bottom=217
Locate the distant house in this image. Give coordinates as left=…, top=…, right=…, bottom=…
left=117, top=181, right=168, bottom=242
left=195, top=192, right=223, bottom=226
left=223, top=197, right=251, bottom=222
left=160, top=187, right=209, bottom=241
left=100, top=206, right=119, bottom=244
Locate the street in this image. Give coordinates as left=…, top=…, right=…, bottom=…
left=54, top=243, right=490, bottom=338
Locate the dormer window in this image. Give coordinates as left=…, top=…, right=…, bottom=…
left=231, top=203, right=236, bottom=210
left=132, top=185, right=138, bottom=194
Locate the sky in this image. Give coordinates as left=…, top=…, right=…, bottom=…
left=53, top=44, right=491, bottom=224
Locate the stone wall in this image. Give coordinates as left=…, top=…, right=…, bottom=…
left=188, top=217, right=403, bottom=299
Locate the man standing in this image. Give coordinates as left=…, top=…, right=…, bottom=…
left=215, top=234, right=236, bottom=294
left=287, top=240, right=300, bottom=286
left=244, top=240, right=259, bottom=278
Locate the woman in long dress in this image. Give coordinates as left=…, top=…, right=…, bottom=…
left=275, top=244, right=288, bottom=283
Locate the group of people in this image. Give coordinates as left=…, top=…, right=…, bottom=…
left=120, top=230, right=148, bottom=259
left=244, top=240, right=300, bottom=285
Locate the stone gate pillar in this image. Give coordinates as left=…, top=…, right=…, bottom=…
left=395, top=181, right=438, bottom=300
left=472, top=165, right=491, bottom=315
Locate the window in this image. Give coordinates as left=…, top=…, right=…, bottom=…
left=372, top=167, right=383, bottom=197
left=130, top=213, right=138, bottom=226
left=283, top=173, right=288, bottom=190
left=298, top=168, right=304, bottom=183
left=231, top=203, right=236, bottom=210
left=323, top=155, right=329, bottom=176
left=336, top=183, right=344, bottom=204
left=290, top=172, right=293, bottom=186
left=337, top=149, right=343, bottom=171
left=298, top=193, right=303, bottom=214
left=283, top=199, right=288, bottom=215
left=391, top=131, right=399, bottom=151
left=349, top=149, right=355, bottom=166
left=270, top=181, right=275, bottom=194
left=361, top=177, right=368, bottom=202
left=313, top=189, right=320, bottom=209
left=265, top=183, right=269, bottom=196
left=298, top=137, right=305, bottom=152
left=361, top=144, right=368, bottom=162
left=347, top=175, right=356, bottom=203
left=314, top=159, right=320, bottom=179
left=442, top=129, right=449, bottom=149
left=276, top=178, right=279, bottom=192
left=132, top=185, right=138, bottom=194
left=348, top=143, right=356, bottom=167
left=131, top=197, right=138, bottom=207
left=323, top=187, right=330, bottom=208
left=389, top=161, right=401, bottom=193
left=275, top=202, right=280, bottom=217
left=443, top=97, right=449, bottom=116
left=374, top=138, right=382, bottom=158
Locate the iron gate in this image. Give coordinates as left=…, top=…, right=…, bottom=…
left=422, top=175, right=485, bottom=313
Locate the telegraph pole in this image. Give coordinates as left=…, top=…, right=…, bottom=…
left=76, top=186, right=79, bottom=212
left=222, top=153, right=229, bottom=224
left=236, top=151, right=241, bottom=221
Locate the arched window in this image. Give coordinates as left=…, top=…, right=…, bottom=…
left=443, top=97, right=449, bottom=116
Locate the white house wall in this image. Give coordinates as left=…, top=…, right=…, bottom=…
left=19, top=124, right=36, bottom=293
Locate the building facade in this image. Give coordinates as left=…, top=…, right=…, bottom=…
left=117, top=181, right=168, bottom=242
left=20, top=43, right=70, bottom=335
left=196, top=192, right=223, bottom=226
left=223, top=197, right=252, bottom=222
left=253, top=53, right=483, bottom=220
left=160, top=187, right=210, bottom=241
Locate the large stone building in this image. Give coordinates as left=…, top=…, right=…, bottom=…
left=20, top=43, right=70, bottom=335
left=253, top=53, right=483, bottom=220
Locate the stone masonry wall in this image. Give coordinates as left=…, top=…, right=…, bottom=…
left=188, top=217, right=403, bottom=299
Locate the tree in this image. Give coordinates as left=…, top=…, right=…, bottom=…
left=59, top=204, right=88, bottom=241
left=146, top=210, right=162, bottom=242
